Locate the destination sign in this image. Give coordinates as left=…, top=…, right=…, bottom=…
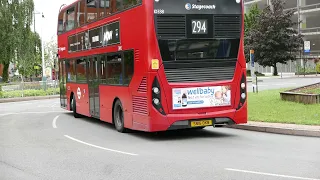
left=68, top=21, right=120, bottom=53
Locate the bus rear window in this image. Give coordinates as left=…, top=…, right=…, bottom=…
left=158, top=39, right=240, bottom=61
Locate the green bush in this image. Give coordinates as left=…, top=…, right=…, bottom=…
left=246, top=70, right=265, bottom=77
left=0, top=85, right=3, bottom=98
left=0, top=88, right=60, bottom=99
left=316, top=63, right=320, bottom=73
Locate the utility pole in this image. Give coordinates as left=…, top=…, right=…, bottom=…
left=33, top=11, right=46, bottom=89
left=297, top=0, right=302, bottom=77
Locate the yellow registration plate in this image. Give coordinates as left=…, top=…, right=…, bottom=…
left=191, top=120, right=213, bottom=127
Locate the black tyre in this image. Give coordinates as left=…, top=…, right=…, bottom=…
left=72, top=95, right=81, bottom=118
left=113, top=100, right=126, bottom=133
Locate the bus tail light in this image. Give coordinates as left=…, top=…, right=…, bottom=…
left=152, top=77, right=166, bottom=115
left=237, top=73, right=247, bottom=110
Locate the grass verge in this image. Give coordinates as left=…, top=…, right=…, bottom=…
left=0, top=88, right=59, bottom=98
left=248, top=88, right=320, bottom=126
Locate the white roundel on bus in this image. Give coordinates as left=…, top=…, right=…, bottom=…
left=77, top=87, right=81, bottom=100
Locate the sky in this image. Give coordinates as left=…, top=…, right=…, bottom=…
left=33, top=0, right=74, bottom=43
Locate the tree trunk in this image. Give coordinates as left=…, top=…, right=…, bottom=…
left=2, top=63, right=10, bottom=82
left=273, top=64, right=278, bottom=76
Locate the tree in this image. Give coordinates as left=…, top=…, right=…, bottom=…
left=44, top=36, right=58, bottom=70
left=248, top=0, right=303, bottom=76
left=0, top=0, right=35, bottom=82
left=17, top=31, right=42, bottom=78
left=244, top=4, right=261, bottom=63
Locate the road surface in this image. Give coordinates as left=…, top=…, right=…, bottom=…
left=1, top=99, right=319, bottom=180
left=247, top=76, right=320, bottom=91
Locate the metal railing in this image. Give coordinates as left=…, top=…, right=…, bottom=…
left=300, top=27, right=320, bottom=34
left=0, top=80, right=60, bottom=98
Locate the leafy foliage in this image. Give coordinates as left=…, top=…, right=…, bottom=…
left=247, top=0, right=303, bottom=75
left=316, top=63, right=320, bottom=73
left=0, top=0, right=37, bottom=82
left=0, top=88, right=59, bottom=98
left=244, top=4, right=261, bottom=63
left=17, top=32, right=42, bottom=77
left=44, top=36, right=58, bottom=71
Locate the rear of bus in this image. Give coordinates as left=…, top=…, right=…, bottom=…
left=146, top=0, right=247, bottom=131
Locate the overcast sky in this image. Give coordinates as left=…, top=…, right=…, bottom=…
left=33, top=0, right=74, bottom=43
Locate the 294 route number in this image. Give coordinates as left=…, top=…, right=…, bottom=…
left=192, top=20, right=207, bottom=34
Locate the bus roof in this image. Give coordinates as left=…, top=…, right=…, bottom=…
left=60, top=0, right=79, bottom=12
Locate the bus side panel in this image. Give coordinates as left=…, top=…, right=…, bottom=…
left=67, top=83, right=90, bottom=117
left=232, top=66, right=247, bottom=124
left=100, top=86, right=133, bottom=129
left=132, top=114, right=150, bottom=132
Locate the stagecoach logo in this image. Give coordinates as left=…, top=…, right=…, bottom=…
left=185, top=3, right=216, bottom=10
left=185, top=3, right=191, bottom=10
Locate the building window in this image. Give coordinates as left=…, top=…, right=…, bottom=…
left=115, top=0, right=124, bottom=12
left=98, top=0, right=109, bottom=18
left=123, top=0, right=141, bottom=9
left=78, top=0, right=86, bottom=27
left=86, top=0, right=98, bottom=23
left=123, top=50, right=134, bottom=85
left=76, top=58, right=87, bottom=82
left=106, top=53, right=122, bottom=85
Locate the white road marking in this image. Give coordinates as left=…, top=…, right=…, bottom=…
left=52, top=115, right=59, bottom=128
left=272, top=83, right=297, bottom=86
left=247, top=83, right=297, bottom=87
left=0, top=111, right=67, bottom=117
left=64, top=135, right=139, bottom=156
left=37, top=104, right=60, bottom=108
left=225, top=168, right=320, bottom=180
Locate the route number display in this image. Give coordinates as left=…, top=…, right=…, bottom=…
left=192, top=20, right=207, bottom=34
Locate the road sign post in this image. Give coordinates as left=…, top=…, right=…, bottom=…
left=304, top=41, right=310, bottom=53
left=250, top=50, right=257, bottom=93
left=303, top=41, right=310, bottom=77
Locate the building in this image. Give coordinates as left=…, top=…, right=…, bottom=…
left=0, top=64, right=3, bottom=77
left=244, top=0, right=320, bottom=75
left=0, top=63, right=16, bottom=79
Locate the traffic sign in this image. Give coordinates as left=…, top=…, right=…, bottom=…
left=304, top=41, right=310, bottom=53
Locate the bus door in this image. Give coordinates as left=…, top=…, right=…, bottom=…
left=59, top=60, right=67, bottom=108
left=87, top=56, right=100, bottom=118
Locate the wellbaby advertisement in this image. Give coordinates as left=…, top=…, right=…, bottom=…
left=172, top=86, right=231, bottom=110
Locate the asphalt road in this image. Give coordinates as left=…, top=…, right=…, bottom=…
left=1, top=98, right=320, bottom=180
left=247, top=76, right=320, bottom=91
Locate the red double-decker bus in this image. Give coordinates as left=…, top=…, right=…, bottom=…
left=57, top=0, right=247, bottom=133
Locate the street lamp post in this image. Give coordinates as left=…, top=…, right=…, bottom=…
left=40, top=12, right=46, bottom=90
left=34, top=11, right=46, bottom=90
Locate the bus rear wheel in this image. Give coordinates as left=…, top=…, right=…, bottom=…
left=72, top=94, right=81, bottom=118
left=113, top=100, right=126, bottom=133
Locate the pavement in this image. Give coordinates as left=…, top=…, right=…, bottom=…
left=229, top=121, right=320, bottom=137
left=0, top=99, right=320, bottom=180
left=0, top=95, right=59, bottom=103
left=247, top=75, right=320, bottom=91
